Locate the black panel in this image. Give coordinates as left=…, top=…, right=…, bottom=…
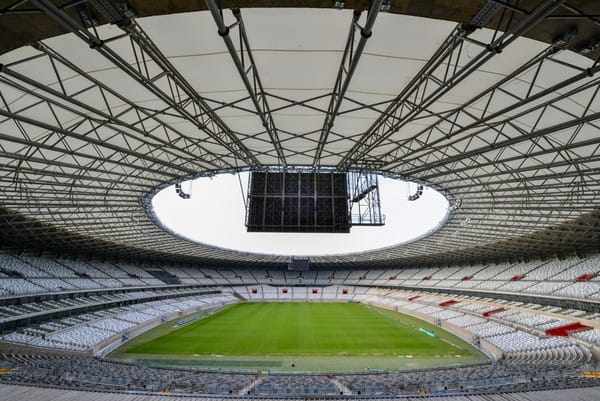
left=246, top=172, right=349, bottom=233
left=251, top=172, right=266, bottom=195
left=264, top=197, right=282, bottom=226
left=285, top=173, right=299, bottom=195
left=300, top=173, right=314, bottom=196
left=247, top=196, right=264, bottom=226
left=334, top=197, right=348, bottom=225
left=316, top=174, right=332, bottom=195
left=283, top=197, right=299, bottom=226
left=299, top=197, right=314, bottom=226
left=266, top=173, right=282, bottom=195
left=333, top=174, right=346, bottom=194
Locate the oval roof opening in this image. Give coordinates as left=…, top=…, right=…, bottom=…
left=151, top=172, right=449, bottom=256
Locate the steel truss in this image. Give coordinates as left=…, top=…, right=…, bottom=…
left=205, top=2, right=287, bottom=169
left=0, top=0, right=598, bottom=268
left=1, top=41, right=232, bottom=172
left=347, top=169, right=385, bottom=226
left=313, top=0, right=382, bottom=168
left=337, top=0, right=567, bottom=170
left=30, top=0, right=260, bottom=168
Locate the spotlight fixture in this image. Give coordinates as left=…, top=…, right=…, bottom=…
left=449, top=199, right=462, bottom=211
left=577, top=39, right=600, bottom=55
left=552, top=28, right=578, bottom=48
left=175, top=182, right=191, bottom=199
left=408, top=184, right=423, bottom=201
left=76, top=5, right=98, bottom=28
left=333, top=1, right=345, bottom=10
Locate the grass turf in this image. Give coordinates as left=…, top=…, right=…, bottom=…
left=124, top=302, right=478, bottom=357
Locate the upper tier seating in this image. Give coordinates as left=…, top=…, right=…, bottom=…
left=1, top=251, right=600, bottom=302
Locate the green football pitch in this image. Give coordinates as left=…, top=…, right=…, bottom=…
left=112, top=302, right=488, bottom=372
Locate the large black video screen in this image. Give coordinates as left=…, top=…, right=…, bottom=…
left=246, top=172, right=349, bottom=233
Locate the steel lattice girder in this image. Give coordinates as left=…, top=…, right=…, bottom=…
left=0, top=1, right=598, bottom=268
left=337, top=0, right=568, bottom=170
left=205, top=2, right=288, bottom=168
left=30, top=0, right=261, bottom=168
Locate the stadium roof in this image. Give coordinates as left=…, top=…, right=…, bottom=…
left=0, top=0, right=599, bottom=267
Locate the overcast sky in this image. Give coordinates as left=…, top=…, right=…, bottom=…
left=152, top=172, right=448, bottom=256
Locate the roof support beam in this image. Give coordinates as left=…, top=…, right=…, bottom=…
left=29, top=0, right=260, bottom=169
left=427, top=138, right=600, bottom=186
left=0, top=71, right=218, bottom=173
left=408, top=99, right=600, bottom=178
left=205, top=2, right=287, bottom=169
left=0, top=133, right=177, bottom=181
left=313, top=1, right=383, bottom=168
left=384, top=49, right=597, bottom=172
left=337, top=0, right=566, bottom=170
left=3, top=42, right=234, bottom=171
left=0, top=108, right=198, bottom=176
left=0, top=163, right=158, bottom=190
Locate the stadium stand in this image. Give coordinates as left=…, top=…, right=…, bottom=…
left=0, top=251, right=598, bottom=398
left=2, top=293, right=235, bottom=352
left=2, top=1, right=600, bottom=400
left=250, top=375, right=342, bottom=396
left=0, top=383, right=598, bottom=401
left=0, top=254, right=599, bottom=399
left=1, top=351, right=596, bottom=396
left=2, top=253, right=598, bottom=303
